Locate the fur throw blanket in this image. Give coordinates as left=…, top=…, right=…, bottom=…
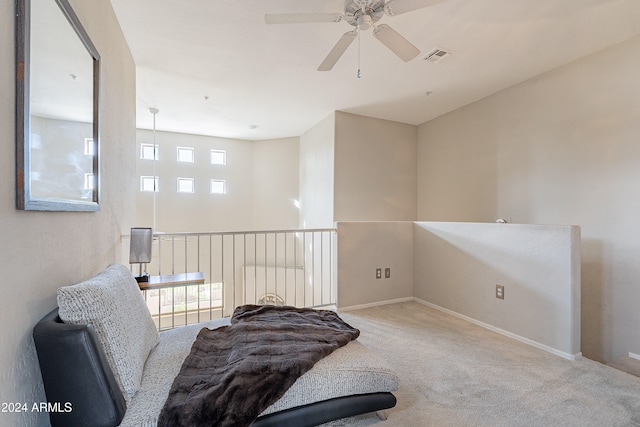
left=158, top=305, right=360, bottom=427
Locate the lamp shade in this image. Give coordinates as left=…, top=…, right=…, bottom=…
left=129, top=227, right=153, bottom=264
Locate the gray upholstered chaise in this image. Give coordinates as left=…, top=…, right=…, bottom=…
left=33, top=264, right=398, bottom=426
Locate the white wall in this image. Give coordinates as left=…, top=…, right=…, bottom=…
left=299, top=113, right=335, bottom=229
left=0, top=0, right=136, bottom=425
left=336, top=222, right=414, bottom=309
left=135, top=131, right=299, bottom=232
left=136, top=130, right=253, bottom=232
left=414, top=222, right=581, bottom=359
left=334, top=112, right=417, bottom=222
left=417, top=34, right=640, bottom=363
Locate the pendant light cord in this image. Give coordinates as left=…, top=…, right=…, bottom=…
left=150, top=107, right=159, bottom=232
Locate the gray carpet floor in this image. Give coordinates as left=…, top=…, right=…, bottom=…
left=326, top=301, right=640, bottom=427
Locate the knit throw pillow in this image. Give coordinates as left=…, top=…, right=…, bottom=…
left=57, top=263, right=159, bottom=399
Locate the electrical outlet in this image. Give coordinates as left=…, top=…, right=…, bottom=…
left=496, top=284, right=504, bottom=299
left=376, top=268, right=382, bottom=279
left=385, top=268, right=391, bottom=278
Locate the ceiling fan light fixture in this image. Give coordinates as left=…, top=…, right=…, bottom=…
left=266, top=0, right=445, bottom=70
left=357, top=15, right=373, bottom=30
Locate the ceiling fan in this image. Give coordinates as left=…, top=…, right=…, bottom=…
left=265, top=0, right=444, bottom=72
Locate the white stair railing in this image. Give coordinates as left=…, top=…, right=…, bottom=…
left=123, top=228, right=337, bottom=330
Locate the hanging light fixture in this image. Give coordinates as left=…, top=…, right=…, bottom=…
left=127, top=108, right=159, bottom=282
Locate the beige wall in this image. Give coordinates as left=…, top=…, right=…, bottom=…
left=336, top=220, right=580, bottom=359
left=417, top=35, right=640, bottom=363
left=135, top=130, right=299, bottom=232
left=334, top=112, right=417, bottom=222
left=414, top=222, right=581, bottom=359
left=252, top=137, right=299, bottom=230
left=298, top=111, right=417, bottom=228
left=299, top=113, right=335, bottom=229
left=336, top=222, right=414, bottom=309
left=0, top=0, right=136, bottom=425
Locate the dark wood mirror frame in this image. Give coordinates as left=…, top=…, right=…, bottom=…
left=15, top=0, right=101, bottom=211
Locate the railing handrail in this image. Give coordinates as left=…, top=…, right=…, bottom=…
left=122, top=228, right=337, bottom=239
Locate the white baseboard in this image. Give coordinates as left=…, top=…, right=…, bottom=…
left=338, top=296, right=582, bottom=361
left=629, top=352, right=640, bottom=360
left=413, top=298, right=582, bottom=361
left=338, top=297, right=414, bottom=312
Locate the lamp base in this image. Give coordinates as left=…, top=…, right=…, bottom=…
left=135, top=273, right=150, bottom=283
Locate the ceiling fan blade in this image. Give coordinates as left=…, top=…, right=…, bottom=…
left=384, top=0, right=445, bottom=16
left=318, top=30, right=358, bottom=71
left=372, top=24, right=420, bottom=62
left=265, top=13, right=343, bottom=24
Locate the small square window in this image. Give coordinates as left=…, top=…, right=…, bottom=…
left=177, top=177, right=195, bottom=193
left=84, top=138, right=94, bottom=156
left=141, top=143, right=159, bottom=160
left=177, top=146, right=194, bottom=163
left=140, top=176, right=159, bottom=192
left=210, top=179, right=226, bottom=194
left=210, top=149, right=226, bottom=165
left=84, top=173, right=94, bottom=190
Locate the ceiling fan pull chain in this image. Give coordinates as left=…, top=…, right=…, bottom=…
left=357, top=29, right=362, bottom=78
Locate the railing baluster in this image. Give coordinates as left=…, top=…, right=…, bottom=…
left=209, top=235, right=213, bottom=321
left=221, top=235, right=225, bottom=317
left=171, top=236, right=175, bottom=275
left=158, top=288, right=162, bottom=330
left=196, top=235, right=200, bottom=323
left=274, top=232, right=278, bottom=304
left=294, top=232, right=297, bottom=306
left=253, top=235, right=257, bottom=303
left=171, top=287, right=175, bottom=329
left=157, top=236, right=162, bottom=276
left=330, top=231, right=334, bottom=306
left=303, top=232, right=306, bottom=307
left=284, top=232, right=288, bottom=305
left=232, top=234, right=236, bottom=311
left=243, top=233, right=247, bottom=307
left=263, top=233, right=267, bottom=303
left=312, top=232, right=315, bottom=307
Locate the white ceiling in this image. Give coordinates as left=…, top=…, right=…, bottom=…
left=109, top=0, right=640, bottom=141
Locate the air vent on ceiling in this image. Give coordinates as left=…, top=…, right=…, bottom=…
left=423, top=48, right=451, bottom=63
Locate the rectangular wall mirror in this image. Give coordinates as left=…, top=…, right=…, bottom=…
left=15, top=0, right=100, bottom=211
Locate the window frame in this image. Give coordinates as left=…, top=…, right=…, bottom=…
left=210, top=179, right=227, bottom=195
left=140, top=143, right=159, bottom=160
left=210, top=149, right=226, bottom=165
left=140, top=175, right=159, bottom=192
left=176, top=177, right=195, bottom=193
left=177, top=146, right=195, bottom=163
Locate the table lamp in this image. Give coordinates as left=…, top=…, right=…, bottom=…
left=129, top=227, right=153, bottom=282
